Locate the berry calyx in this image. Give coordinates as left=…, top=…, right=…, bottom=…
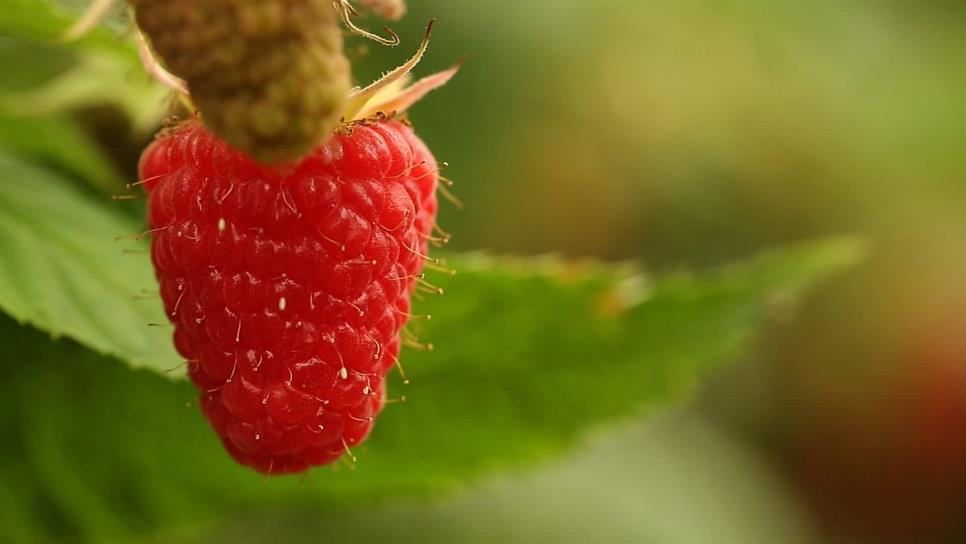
left=131, top=0, right=351, bottom=165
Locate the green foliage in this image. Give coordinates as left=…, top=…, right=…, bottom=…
left=173, top=413, right=818, bottom=544
left=0, top=0, right=129, bottom=46
left=0, top=1, right=168, bottom=140
left=0, top=151, right=176, bottom=370
left=0, top=0, right=81, bottom=41
left=0, top=112, right=122, bottom=190
left=0, top=224, right=860, bottom=543
left=0, top=2, right=868, bottom=543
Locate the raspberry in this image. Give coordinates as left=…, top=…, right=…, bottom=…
left=139, top=117, right=438, bottom=474
left=131, top=0, right=350, bottom=164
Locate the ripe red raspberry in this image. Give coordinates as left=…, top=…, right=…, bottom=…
left=139, top=117, right=438, bottom=474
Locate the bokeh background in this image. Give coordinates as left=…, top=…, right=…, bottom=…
left=4, top=0, right=966, bottom=542
left=366, top=1, right=966, bottom=542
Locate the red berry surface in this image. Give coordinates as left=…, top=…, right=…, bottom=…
left=139, top=118, right=438, bottom=474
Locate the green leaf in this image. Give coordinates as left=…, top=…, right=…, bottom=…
left=0, top=0, right=127, bottom=46
left=173, top=412, right=819, bottom=544
left=0, top=49, right=171, bottom=135
left=0, top=7, right=168, bottom=136
left=0, top=151, right=178, bottom=370
left=0, top=233, right=861, bottom=543
left=0, top=38, right=77, bottom=94
left=0, top=112, right=122, bottom=191
left=0, top=0, right=80, bottom=41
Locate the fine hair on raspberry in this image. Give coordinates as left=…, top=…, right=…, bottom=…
left=139, top=117, right=438, bottom=474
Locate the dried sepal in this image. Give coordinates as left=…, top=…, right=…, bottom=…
left=344, top=20, right=456, bottom=122
left=353, top=60, right=461, bottom=120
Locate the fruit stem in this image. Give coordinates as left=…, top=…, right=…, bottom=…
left=334, top=0, right=400, bottom=47
left=134, top=27, right=188, bottom=95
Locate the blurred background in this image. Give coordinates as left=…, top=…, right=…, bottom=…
left=4, top=0, right=966, bottom=542
left=367, top=1, right=966, bottom=542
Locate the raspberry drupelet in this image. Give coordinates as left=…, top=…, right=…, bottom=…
left=139, top=118, right=438, bottom=474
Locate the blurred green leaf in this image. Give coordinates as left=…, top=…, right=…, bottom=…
left=0, top=234, right=860, bottom=543
left=175, top=412, right=818, bottom=544
left=0, top=49, right=171, bottom=134
left=0, top=0, right=127, bottom=46
left=0, top=112, right=122, bottom=190
left=0, top=38, right=76, bottom=93
left=0, top=151, right=177, bottom=370
left=0, top=0, right=79, bottom=41
left=0, top=4, right=168, bottom=136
